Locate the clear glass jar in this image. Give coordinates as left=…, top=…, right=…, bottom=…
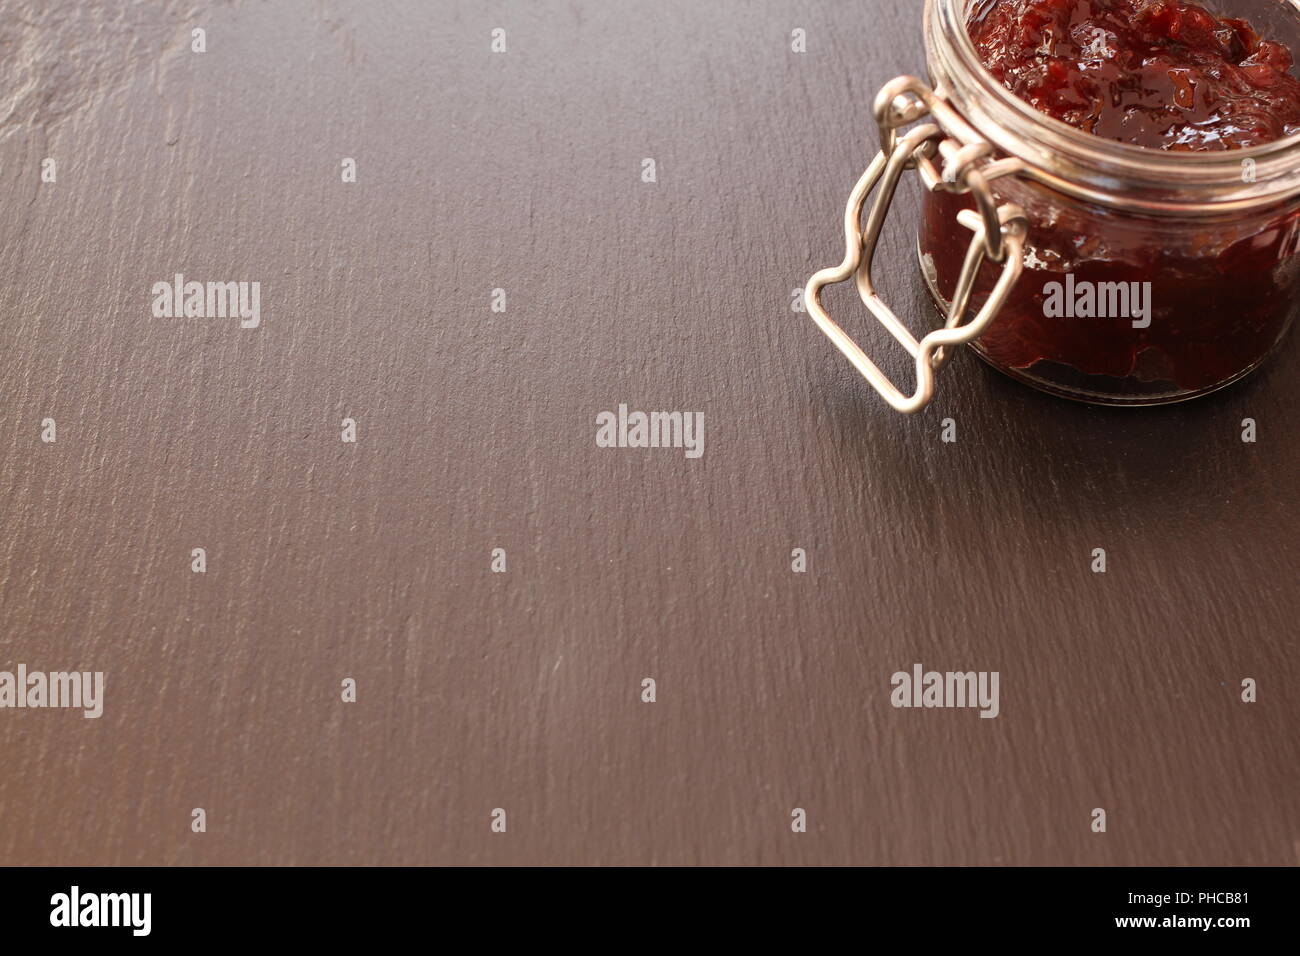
left=806, top=0, right=1300, bottom=409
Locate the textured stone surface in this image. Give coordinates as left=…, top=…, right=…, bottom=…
left=0, top=0, right=1295, bottom=866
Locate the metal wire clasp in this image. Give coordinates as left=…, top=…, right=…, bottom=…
left=804, top=76, right=1029, bottom=413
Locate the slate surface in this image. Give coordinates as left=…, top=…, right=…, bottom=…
left=0, top=0, right=1295, bottom=866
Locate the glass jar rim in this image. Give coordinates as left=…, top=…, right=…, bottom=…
left=926, top=0, right=1300, bottom=213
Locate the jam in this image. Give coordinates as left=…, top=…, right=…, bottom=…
left=919, top=0, right=1300, bottom=401
left=969, top=0, right=1300, bottom=150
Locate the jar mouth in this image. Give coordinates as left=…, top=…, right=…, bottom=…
left=927, top=0, right=1300, bottom=212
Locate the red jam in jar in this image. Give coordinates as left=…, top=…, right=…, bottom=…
left=971, top=0, right=1300, bottom=150
left=918, top=0, right=1300, bottom=403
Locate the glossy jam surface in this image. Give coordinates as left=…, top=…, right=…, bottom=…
left=969, top=0, right=1300, bottom=149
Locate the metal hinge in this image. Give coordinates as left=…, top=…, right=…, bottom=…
left=804, top=76, right=1029, bottom=413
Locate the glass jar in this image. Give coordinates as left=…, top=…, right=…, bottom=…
left=805, top=0, right=1300, bottom=409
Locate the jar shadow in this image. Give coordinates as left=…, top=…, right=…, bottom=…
left=817, top=337, right=1287, bottom=538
